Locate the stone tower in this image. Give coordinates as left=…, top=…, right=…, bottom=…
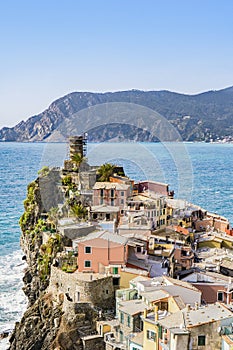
left=69, top=135, right=87, bottom=159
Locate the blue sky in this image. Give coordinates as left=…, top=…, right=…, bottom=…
left=1, top=0, right=233, bottom=128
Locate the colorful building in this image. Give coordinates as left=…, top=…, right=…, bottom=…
left=93, top=182, right=131, bottom=211
left=77, top=231, right=128, bottom=275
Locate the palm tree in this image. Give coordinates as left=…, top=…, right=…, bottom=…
left=71, top=203, right=87, bottom=220
left=71, top=153, right=85, bottom=171
left=97, top=163, right=115, bottom=182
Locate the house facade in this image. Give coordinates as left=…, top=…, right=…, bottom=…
left=78, top=231, right=128, bottom=274
left=93, top=182, right=131, bottom=211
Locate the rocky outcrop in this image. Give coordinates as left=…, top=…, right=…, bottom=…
left=9, top=167, right=107, bottom=350
left=19, top=168, right=65, bottom=305
left=9, top=294, right=104, bottom=350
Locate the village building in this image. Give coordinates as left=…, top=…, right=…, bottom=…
left=93, top=181, right=132, bottom=211
left=124, top=193, right=167, bottom=230
left=194, top=211, right=230, bottom=232
left=196, top=230, right=233, bottom=251
left=181, top=270, right=233, bottom=304
left=166, top=198, right=206, bottom=230
left=89, top=204, right=120, bottom=223
left=101, top=275, right=201, bottom=349
left=134, top=181, right=172, bottom=198
left=154, top=303, right=233, bottom=350
left=77, top=230, right=128, bottom=276
left=41, top=136, right=233, bottom=350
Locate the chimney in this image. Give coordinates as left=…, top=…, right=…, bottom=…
left=195, top=302, right=199, bottom=310
left=154, top=305, right=159, bottom=321
left=186, top=304, right=191, bottom=312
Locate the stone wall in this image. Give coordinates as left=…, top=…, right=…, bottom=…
left=81, top=335, right=105, bottom=350
left=49, top=266, right=115, bottom=309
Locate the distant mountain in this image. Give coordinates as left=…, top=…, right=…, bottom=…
left=1, top=87, right=233, bottom=142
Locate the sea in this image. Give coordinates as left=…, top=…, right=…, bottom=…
left=0, top=141, right=233, bottom=349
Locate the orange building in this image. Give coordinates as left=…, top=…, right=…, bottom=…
left=78, top=231, right=128, bottom=274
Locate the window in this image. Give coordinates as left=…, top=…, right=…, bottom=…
left=113, top=277, right=120, bottom=286
left=111, top=199, right=114, bottom=206
left=147, top=330, right=156, bottom=341
left=84, top=260, right=91, bottom=268
left=158, top=325, right=163, bottom=339
left=113, top=267, right=118, bottom=275
left=127, top=315, right=130, bottom=327
left=120, top=312, right=124, bottom=324
left=217, top=291, right=223, bottom=301
left=110, top=189, right=114, bottom=198
left=121, top=191, right=124, bottom=196
left=106, top=289, right=109, bottom=294
left=85, top=246, right=91, bottom=254
left=120, top=330, right=124, bottom=342
left=198, top=335, right=205, bottom=346
left=100, top=189, right=104, bottom=197
left=121, top=199, right=124, bottom=204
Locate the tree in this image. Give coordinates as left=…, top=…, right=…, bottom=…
left=70, top=203, right=87, bottom=220
left=97, top=163, right=115, bottom=182
left=71, top=153, right=86, bottom=171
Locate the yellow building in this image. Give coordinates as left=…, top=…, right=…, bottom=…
left=142, top=306, right=159, bottom=350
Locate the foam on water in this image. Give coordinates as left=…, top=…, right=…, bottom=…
left=0, top=250, right=27, bottom=349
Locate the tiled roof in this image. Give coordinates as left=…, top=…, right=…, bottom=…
left=91, top=204, right=120, bottom=213
left=80, top=230, right=128, bottom=245
left=118, top=300, right=149, bottom=316
left=159, top=303, right=233, bottom=329
left=164, top=276, right=200, bottom=292
left=93, top=182, right=130, bottom=190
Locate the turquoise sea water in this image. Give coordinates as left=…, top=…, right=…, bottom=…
left=0, top=141, right=233, bottom=347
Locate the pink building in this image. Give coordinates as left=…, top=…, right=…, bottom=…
left=78, top=231, right=128, bottom=274
left=93, top=182, right=131, bottom=211
left=135, top=181, right=173, bottom=197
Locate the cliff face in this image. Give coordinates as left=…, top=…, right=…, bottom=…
left=9, top=295, right=103, bottom=350
left=1, top=87, right=233, bottom=142
left=9, top=167, right=107, bottom=350
left=18, top=169, right=65, bottom=305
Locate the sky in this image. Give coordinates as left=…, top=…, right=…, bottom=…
left=1, top=0, right=233, bottom=128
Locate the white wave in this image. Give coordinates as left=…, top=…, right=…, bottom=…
left=0, top=250, right=27, bottom=337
